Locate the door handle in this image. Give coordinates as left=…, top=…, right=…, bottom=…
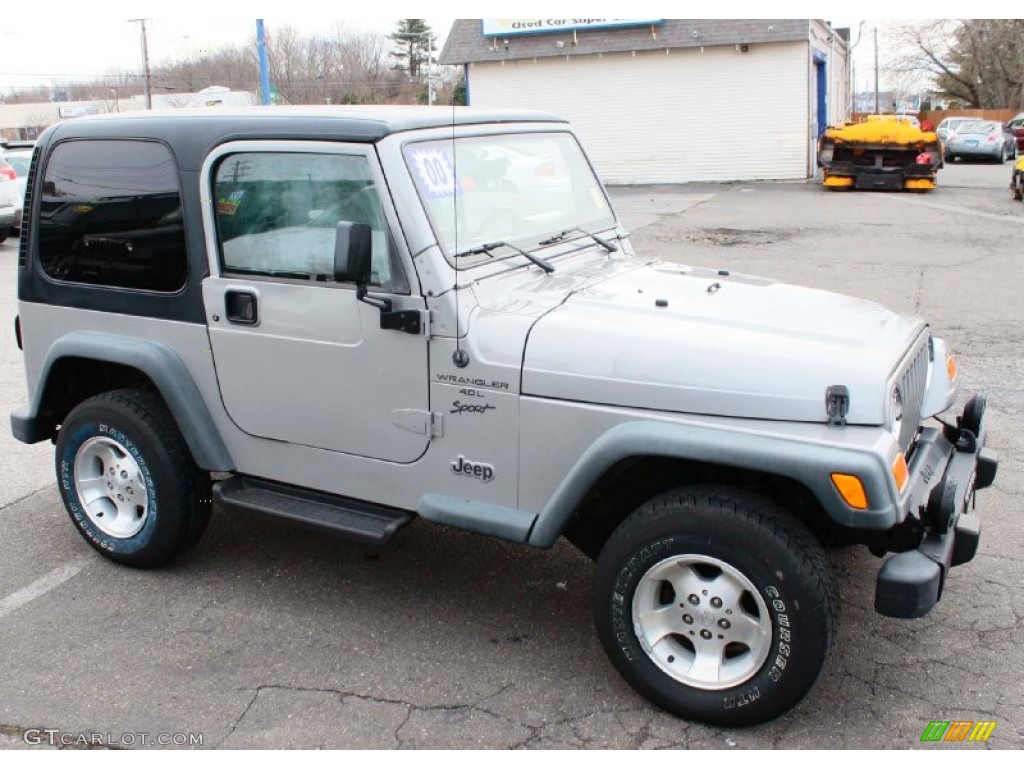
left=225, top=290, right=258, bottom=325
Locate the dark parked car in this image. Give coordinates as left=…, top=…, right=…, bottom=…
left=1007, top=113, right=1024, bottom=152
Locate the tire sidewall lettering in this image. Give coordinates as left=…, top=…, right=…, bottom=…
left=611, top=537, right=675, bottom=661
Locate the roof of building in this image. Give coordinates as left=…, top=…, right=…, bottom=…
left=440, top=19, right=814, bottom=65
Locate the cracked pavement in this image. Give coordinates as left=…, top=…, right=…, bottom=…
left=1, top=161, right=1021, bottom=749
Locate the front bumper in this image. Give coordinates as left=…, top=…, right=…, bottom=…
left=875, top=396, right=997, bottom=618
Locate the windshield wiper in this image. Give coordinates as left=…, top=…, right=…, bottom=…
left=454, top=241, right=555, bottom=274
left=538, top=227, right=618, bottom=252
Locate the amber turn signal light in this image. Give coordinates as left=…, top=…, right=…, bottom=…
left=891, top=454, right=909, bottom=491
left=831, top=473, right=868, bottom=510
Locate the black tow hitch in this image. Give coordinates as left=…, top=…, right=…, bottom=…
left=874, top=395, right=997, bottom=619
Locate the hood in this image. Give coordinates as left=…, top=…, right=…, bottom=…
left=521, top=262, right=926, bottom=424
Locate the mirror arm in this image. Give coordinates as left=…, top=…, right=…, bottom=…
left=356, top=283, right=392, bottom=312
left=356, top=283, right=422, bottom=335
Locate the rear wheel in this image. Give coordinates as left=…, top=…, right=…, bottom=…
left=0, top=228, right=8, bottom=244
left=593, top=485, right=838, bottom=726
left=55, top=389, right=212, bottom=568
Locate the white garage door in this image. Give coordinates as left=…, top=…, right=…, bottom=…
left=467, top=42, right=809, bottom=184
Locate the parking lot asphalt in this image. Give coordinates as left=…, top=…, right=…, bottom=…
left=1, top=160, right=1021, bottom=749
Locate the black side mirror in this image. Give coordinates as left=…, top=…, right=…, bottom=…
left=333, top=221, right=372, bottom=284
left=330, top=220, right=420, bottom=334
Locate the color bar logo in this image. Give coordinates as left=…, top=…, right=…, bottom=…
left=920, top=720, right=996, bottom=743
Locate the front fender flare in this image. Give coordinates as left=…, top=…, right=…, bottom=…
left=527, top=420, right=898, bottom=547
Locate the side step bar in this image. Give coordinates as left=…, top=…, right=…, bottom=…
left=213, top=476, right=413, bottom=546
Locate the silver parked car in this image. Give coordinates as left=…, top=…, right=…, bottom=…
left=0, top=147, right=32, bottom=232
left=945, top=120, right=1017, bottom=163
left=936, top=116, right=974, bottom=144
left=0, top=199, right=14, bottom=243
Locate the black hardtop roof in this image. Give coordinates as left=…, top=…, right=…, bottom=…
left=41, top=106, right=568, bottom=170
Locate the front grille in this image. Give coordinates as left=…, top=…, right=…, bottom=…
left=896, top=333, right=930, bottom=453
left=17, top=146, right=39, bottom=269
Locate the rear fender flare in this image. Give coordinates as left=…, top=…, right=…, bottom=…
left=19, top=331, right=233, bottom=472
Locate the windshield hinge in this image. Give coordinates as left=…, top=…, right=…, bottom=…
left=392, top=409, right=444, bottom=438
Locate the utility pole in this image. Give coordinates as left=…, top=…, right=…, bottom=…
left=130, top=20, right=153, bottom=110
left=873, top=26, right=880, bottom=114
left=848, top=20, right=865, bottom=118
left=427, top=33, right=434, bottom=106
left=256, top=20, right=271, bottom=106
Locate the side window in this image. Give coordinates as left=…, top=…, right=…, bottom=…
left=38, top=140, right=187, bottom=292
left=213, top=152, right=401, bottom=290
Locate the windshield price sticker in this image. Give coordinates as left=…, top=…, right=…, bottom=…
left=408, top=148, right=459, bottom=199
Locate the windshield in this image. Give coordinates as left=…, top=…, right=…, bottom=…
left=959, top=122, right=995, bottom=135
left=403, top=132, right=615, bottom=264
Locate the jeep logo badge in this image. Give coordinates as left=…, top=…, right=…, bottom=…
left=451, top=455, right=495, bottom=483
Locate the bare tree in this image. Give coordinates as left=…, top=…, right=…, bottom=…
left=893, top=19, right=1024, bottom=109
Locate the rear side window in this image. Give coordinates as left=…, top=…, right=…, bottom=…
left=38, top=140, right=187, bottom=292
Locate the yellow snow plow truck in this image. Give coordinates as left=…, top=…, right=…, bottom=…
left=818, top=115, right=942, bottom=191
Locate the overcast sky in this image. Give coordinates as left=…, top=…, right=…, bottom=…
left=0, top=15, right=881, bottom=93
left=0, top=18, right=453, bottom=92
left=1, top=6, right=1017, bottom=96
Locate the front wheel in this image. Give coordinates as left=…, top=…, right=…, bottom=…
left=593, top=485, right=838, bottom=727
left=55, top=389, right=212, bottom=568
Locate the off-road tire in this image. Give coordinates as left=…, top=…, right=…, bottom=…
left=593, top=485, right=838, bottom=727
left=55, top=388, right=212, bottom=568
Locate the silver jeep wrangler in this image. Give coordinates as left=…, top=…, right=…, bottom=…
left=10, top=108, right=997, bottom=726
